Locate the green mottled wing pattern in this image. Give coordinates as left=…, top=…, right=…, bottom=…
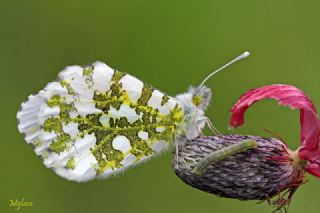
left=17, top=62, right=184, bottom=182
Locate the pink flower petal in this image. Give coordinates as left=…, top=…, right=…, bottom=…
left=229, top=84, right=320, bottom=177
left=304, top=162, right=320, bottom=178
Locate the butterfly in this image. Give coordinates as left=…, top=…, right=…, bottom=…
left=17, top=51, right=249, bottom=182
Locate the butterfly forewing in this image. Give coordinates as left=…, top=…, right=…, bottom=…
left=17, top=62, right=184, bottom=182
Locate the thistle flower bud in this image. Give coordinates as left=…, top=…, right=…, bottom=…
left=173, top=135, right=305, bottom=204
left=173, top=84, right=320, bottom=211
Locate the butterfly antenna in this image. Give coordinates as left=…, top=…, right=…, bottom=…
left=199, top=51, right=250, bottom=87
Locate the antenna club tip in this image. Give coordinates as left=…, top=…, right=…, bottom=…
left=242, top=51, right=250, bottom=58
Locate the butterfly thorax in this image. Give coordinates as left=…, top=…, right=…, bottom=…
left=175, top=85, right=212, bottom=141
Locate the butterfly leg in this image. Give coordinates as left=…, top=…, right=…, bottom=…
left=174, top=136, right=190, bottom=171
left=196, top=124, right=205, bottom=139
left=175, top=143, right=179, bottom=167
left=194, top=139, right=257, bottom=175
left=205, top=117, right=222, bottom=136
left=174, top=136, right=180, bottom=170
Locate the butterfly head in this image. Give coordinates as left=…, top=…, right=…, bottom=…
left=190, top=85, right=212, bottom=110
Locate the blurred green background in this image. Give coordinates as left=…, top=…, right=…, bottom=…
left=1, top=0, right=320, bottom=212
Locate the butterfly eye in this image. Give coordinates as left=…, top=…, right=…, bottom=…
left=192, top=94, right=202, bottom=107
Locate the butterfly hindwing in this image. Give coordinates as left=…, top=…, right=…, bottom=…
left=17, top=62, right=184, bottom=182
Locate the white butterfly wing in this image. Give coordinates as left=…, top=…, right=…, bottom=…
left=17, top=62, right=184, bottom=182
